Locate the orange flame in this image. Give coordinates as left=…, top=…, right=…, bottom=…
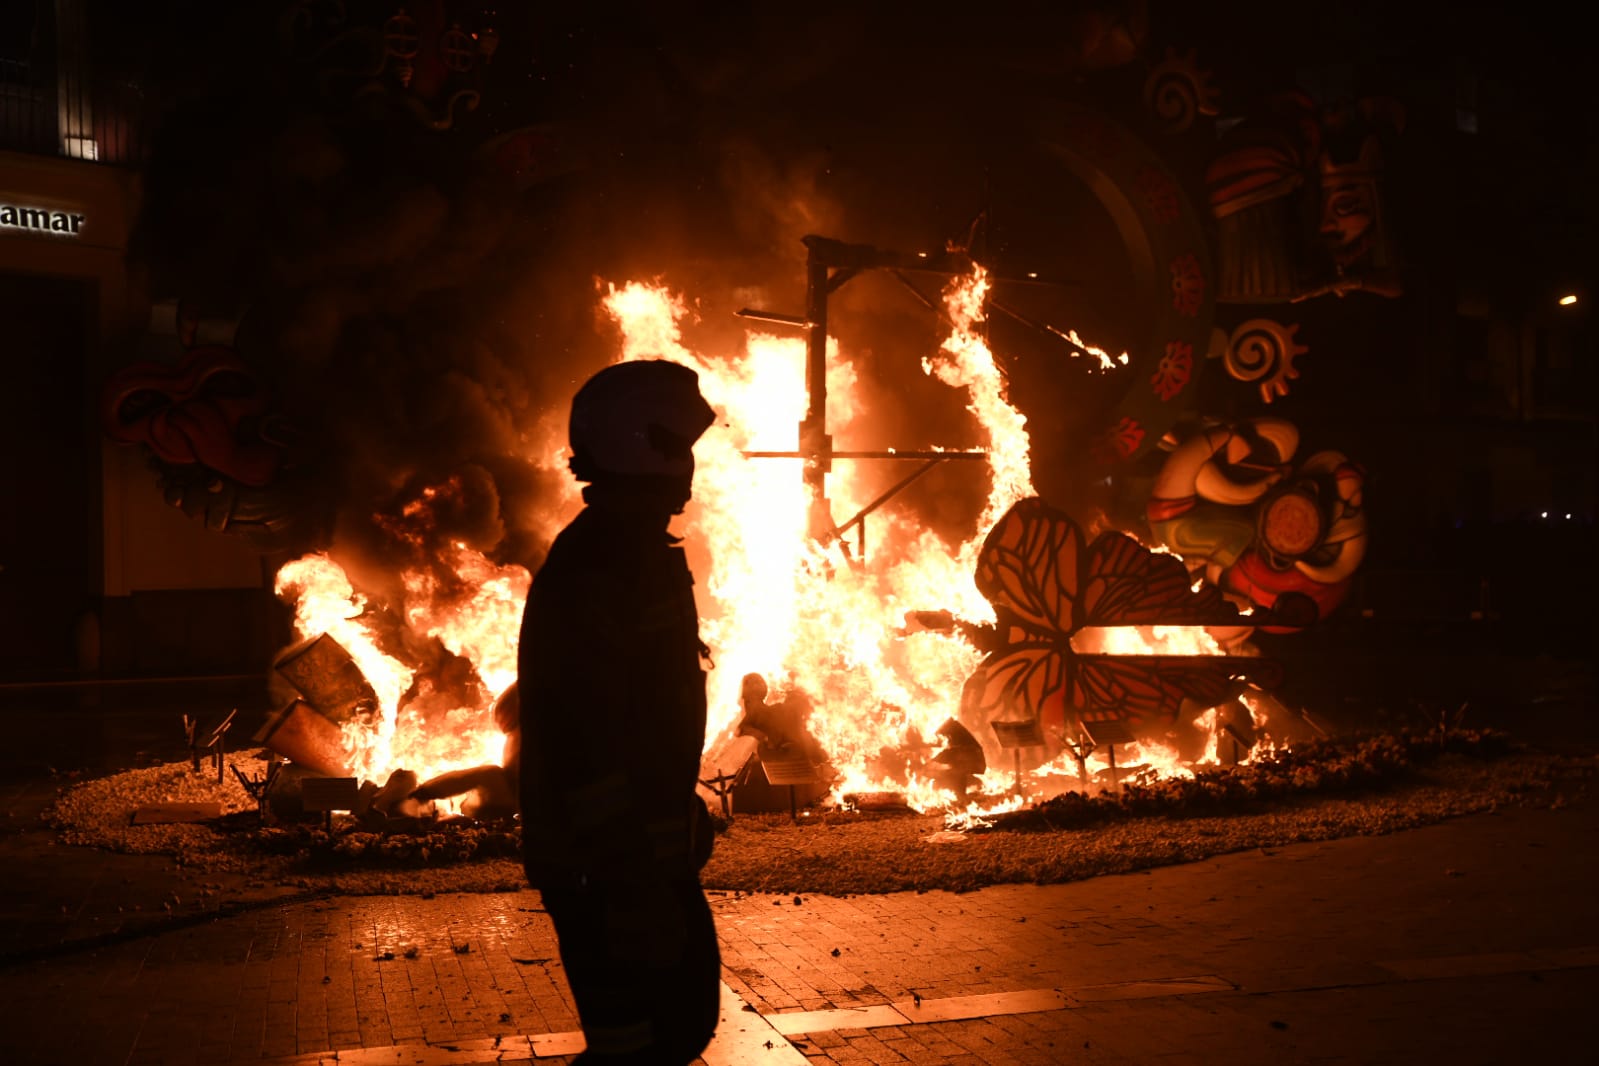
left=601, top=272, right=1037, bottom=808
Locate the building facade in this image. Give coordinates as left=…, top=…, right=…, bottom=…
left=1, top=0, right=279, bottom=686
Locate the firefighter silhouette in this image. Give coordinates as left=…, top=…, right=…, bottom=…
left=517, top=359, right=719, bottom=1063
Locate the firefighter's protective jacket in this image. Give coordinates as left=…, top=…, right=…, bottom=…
left=517, top=499, right=709, bottom=887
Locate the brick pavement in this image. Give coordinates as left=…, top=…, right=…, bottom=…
left=0, top=799, right=1593, bottom=1064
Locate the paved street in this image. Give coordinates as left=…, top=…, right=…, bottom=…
left=1, top=792, right=1593, bottom=1065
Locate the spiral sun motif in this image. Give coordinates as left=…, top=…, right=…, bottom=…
left=1225, top=319, right=1309, bottom=403
left=1142, top=48, right=1220, bottom=135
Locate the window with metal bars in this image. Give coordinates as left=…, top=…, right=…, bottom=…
left=0, top=0, right=150, bottom=166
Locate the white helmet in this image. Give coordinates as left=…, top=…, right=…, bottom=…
left=568, top=359, right=716, bottom=481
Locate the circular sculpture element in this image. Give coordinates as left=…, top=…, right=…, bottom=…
left=1260, top=490, right=1323, bottom=559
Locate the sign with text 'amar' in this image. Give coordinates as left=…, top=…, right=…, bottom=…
left=0, top=202, right=86, bottom=236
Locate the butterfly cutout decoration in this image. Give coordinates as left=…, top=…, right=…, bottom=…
left=962, top=497, right=1283, bottom=739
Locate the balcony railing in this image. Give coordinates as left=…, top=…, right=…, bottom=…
left=0, top=57, right=56, bottom=156
left=0, top=5, right=149, bottom=166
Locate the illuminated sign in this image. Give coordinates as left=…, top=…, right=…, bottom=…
left=0, top=202, right=86, bottom=236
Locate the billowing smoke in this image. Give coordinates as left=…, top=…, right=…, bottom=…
left=126, top=4, right=1144, bottom=721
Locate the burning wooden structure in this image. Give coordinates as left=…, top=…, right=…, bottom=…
left=252, top=225, right=1304, bottom=828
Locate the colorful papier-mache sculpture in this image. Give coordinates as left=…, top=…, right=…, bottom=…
left=1207, top=92, right=1404, bottom=305
left=101, top=305, right=309, bottom=552
left=1146, top=418, right=1368, bottom=631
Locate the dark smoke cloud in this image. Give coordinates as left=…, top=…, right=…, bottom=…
left=129, top=1, right=1168, bottom=634
left=476, top=3, right=1157, bottom=547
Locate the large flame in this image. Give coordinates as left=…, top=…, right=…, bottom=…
left=925, top=265, right=1035, bottom=551
left=272, top=268, right=1267, bottom=810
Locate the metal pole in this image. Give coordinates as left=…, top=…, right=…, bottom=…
left=801, top=248, right=833, bottom=541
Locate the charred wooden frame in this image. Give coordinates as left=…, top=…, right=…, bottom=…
left=738, top=234, right=1088, bottom=552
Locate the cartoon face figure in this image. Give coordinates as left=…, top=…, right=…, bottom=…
left=1318, top=177, right=1379, bottom=270
left=1316, top=134, right=1388, bottom=274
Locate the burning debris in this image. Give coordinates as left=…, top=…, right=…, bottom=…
left=251, top=632, right=518, bottom=829
left=970, top=729, right=1519, bottom=834
left=271, top=634, right=379, bottom=727
left=256, top=700, right=352, bottom=779
left=264, top=537, right=526, bottom=825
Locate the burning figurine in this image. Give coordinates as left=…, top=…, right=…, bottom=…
left=736, top=673, right=827, bottom=768
left=925, top=719, right=987, bottom=800
left=406, top=682, right=522, bottom=821
left=728, top=672, right=834, bottom=813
